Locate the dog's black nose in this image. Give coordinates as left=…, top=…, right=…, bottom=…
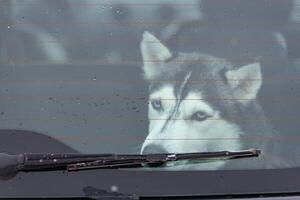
left=142, top=144, right=168, bottom=154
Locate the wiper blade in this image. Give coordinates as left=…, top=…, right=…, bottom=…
left=0, top=149, right=260, bottom=177
left=68, top=149, right=261, bottom=171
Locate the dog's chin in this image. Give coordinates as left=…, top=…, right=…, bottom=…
left=162, top=159, right=227, bottom=171
left=165, top=160, right=189, bottom=167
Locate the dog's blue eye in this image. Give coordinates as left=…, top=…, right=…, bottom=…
left=151, top=99, right=163, bottom=111
left=191, top=111, right=209, bottom=122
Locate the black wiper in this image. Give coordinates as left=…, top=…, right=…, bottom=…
left=68, top=149, right=261, bottom=171
left=0, top=149, right=260, bottom=178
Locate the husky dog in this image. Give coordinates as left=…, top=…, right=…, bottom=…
left=139, top=31, right=291, bottom=170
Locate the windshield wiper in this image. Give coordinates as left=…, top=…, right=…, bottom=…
left=0, top=149, right=260, bottom=177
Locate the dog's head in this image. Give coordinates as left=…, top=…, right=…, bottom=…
left=140, top=32, right=263, bottom=155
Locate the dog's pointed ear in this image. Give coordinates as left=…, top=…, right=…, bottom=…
left=225, top=62, right=262, bottom=104
left=141, top=31, right=172, bottom=80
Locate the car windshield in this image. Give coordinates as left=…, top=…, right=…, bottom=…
left=1, top=0, right=300, bottom=171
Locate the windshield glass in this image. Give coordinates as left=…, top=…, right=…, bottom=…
left=1, top=0, right=300, bottom=170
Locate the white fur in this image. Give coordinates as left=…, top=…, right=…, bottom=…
left=141, top=89, right=243, bottom=170
left=226, top=62, right=262, bottom=104
left=139, top=33, right=262, bottom=170
left=141, top=32, right=172, bottom=80
left=141, top=84, right=176, bottom=152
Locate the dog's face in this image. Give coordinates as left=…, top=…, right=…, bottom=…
left=140, top=32, right=263, bottom=155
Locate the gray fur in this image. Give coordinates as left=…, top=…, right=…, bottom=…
left=141, top=32, right=295, bottom=170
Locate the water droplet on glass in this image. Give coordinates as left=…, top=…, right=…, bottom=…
left=110, top=185, right=118, bottom=192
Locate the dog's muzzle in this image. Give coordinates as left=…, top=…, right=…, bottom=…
left=141, top=144, right=168, bottom=154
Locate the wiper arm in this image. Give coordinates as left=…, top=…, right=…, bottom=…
left=0, top=149, right=260, bottom=177
left=68, top=149, right=261, bottom=171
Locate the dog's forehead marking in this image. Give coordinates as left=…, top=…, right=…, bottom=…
left=176, top=71, right=192, bottom=99
left=181, top=92, right=217, bottom=116
left=149, top=70, right=192, bottom=100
